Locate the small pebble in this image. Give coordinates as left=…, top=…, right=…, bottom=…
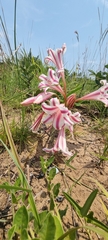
left=37, top=172, right=45, bottom=179
left=56, top=196, right=64, bottom=202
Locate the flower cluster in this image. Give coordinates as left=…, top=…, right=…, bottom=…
left=21, top=44, right=108, bottom=156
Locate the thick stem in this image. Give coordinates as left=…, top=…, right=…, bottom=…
left=61, top=72, right=67, bottom=105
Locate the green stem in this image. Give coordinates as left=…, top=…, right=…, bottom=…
left=61, top=72, right=67, bottom=106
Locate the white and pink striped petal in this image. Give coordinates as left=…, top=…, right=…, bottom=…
left=42, top=102, right=58, bottom=115
left=43, top=128, right=72, bottom=156
left=38, top=69, right=65, bottom=96
left=69, top=111, right=81, bottom=124
left=44, top=43, right=66, bottom=73
left=31, top=112, right=44, bottom=132
left=53, top=110, right=65, bottom=130
left=77, top=80, right=108, bottom=107
left=21, top=92, right=54, bottom=106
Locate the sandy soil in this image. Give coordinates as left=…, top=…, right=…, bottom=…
left=0, top=109, right=108, bottom=240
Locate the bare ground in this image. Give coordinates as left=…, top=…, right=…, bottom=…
left=0, top=109, right=108, bottom=240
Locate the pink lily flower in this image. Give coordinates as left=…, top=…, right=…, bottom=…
left=31, top=112, right=44, bottom=132
left=43, top=127, right=72, bottom=156
left=41, top=97, right=81, bottom=156
left=41, top=97, right=74, bottom=130
left=21, top=92, right=54, bottom=105
left=44, top=43, right=66, bottom=74
left=39, top=69, right=65, bottom=96
left=77, top=80, right=108, bottom=107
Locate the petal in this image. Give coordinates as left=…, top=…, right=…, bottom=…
left=69, top=112, right=81, bottom=123
left=43, top=127, right=72, bottom=156
left=45, top=49, right=58, bottom=67
left=42, top=102, right=57, bottom=115
left=59, top=106, right=69, bottom=114
left=43, top=133, right=59, bottom=154
left=62, top=148, right=73, bottom=156
left=58, top=128, right=66, bottom=151
left=44, top=44, right=66, bottom=72
left=58, top=128, right=72, bottom=156
left=38, top=82, right=49, bottom=89
left=21, top=92, right=54, bottom=106
left=33, top=92, right=54, bottom=104
left=64, top=115, right=73, bottom=127
left=42, top=114, right=54, bottom=124
left=99, top=98, right=108, bottom=107
left=39, top=74, right=48, bottom=82
left=100, top=80, right=107, bottom=86
left=62, top=43, right=67, bottom=53
left=51, top=85, right=65, bottom=96
left=38, top=69, right=62, bottom=94
left=50, top=97, right=60, bottom=106
left=43, top=147, right=55, bottom=153
left=77, top=80, right=108, bottom=107
left=31, top=112, right=44, bottom=132
left=48, top=69, right=59, bottom=84
left=53, top=110, right=64, bottom=130
left=21, top=96, right=38, bottom=106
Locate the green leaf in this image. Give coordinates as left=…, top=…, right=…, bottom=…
left=0, top=102, right=23, bottom=172
left=34, top=211, right=48, bottom=232
left=12, top=193, right=18, bottom=204
left=8, top=225, right=15, bottom=240
left=68, top=230, right=77, bottom=240
left=93, top=179, right=108, bottom=198
left=88, top=69, right=96, bottom=76
left=84, top=226, right=108, bottom=240
left=40, top=156, right=47, bottom=173
left=64, top=190, right=98, bottom=218
left=59, top=206, right=68, bottom=219
left=39, top=213, right=56, bottom=240
left=67, top=85, right=82, bottom=97
left=40, top=156, right=55, bottom=174
left=13, top=205, right=28, bottom=233
left=53, top=183, right=60, bottom=198
left=100, top=198, right=108, bottom=217
left=46, top=156, right=54, bottom=168
left=21, top=191, right=27, bottom=202
left=105, top=64, right=108, bottom=69
left=39, top=211, right=48, bottom=224
left=65, top=153, right=76, bottom=165
left=86, top=211, right=108, bottom=232
left=53, top=215, right=64, bottom=239
left=48, top=168, right=56, bottom=180
left=63, top=192, right=82, bottom=217
left=21, top=229, right=29, bottom=240
left=57, top=225, right=108, bottom=240
left=32, top=239, right=40, bottom=240
left=0, top=184, right=31, bottom=192
left=81, top=189, right=98, bottom=217
left=57, top=227, right=78, bottom=240
left=50, top=196, right=55, bottom=210
left=14, top=177, right=21, bottom=187
left=28, top=191, right=41, bottom=229
left=65, top=153, right=77, bottom=169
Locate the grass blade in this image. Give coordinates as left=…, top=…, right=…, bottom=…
left=0, top=101, right=41, bottom=228
left=81, top=189, right=98, bottom=217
